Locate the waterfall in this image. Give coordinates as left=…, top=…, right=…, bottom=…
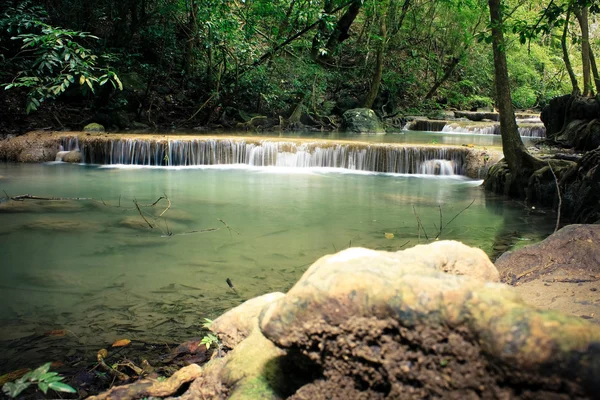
left=442, top=123, right=499, bottom=135
left=406, top=119, right=448, bottom=132
left=442, top=123, right=546, bottom=138
left=61, top=136, right=80, bottom=151
left=419, top=159, right=455, bottom=175
left=62, top=137, right=469, bottom=176
left=517, top=125, right=546, bottom=137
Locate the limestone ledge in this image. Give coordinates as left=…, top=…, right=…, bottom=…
left=0, top=131, right=503, bottom=179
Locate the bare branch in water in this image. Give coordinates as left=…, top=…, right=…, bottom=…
left=9, top=194, right=93, bottom=201
left=398, top=240, right=410, bottom=248
left=1, top=192, right=231, bottom=239
left=134, top=199, right=156, bottom=229
left=412, top=205, right=429, bottom=240
left=218, top=218, right=240, bottom=238
left=435, top=199, right=476, bottom=239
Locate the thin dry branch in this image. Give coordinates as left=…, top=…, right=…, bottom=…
left=548, top=162, right=562, bottom=233
left=412, top=205, right=429, bottom=240
left=218, top=218, right=240, bottom=238
left=10, top=194, right=93, bottom=201
left=133, top=199, right=155, bottom=229
left=435, top=199, right=476, bottom=240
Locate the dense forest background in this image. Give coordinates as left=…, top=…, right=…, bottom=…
left=0, top=0, right=597, bottom=132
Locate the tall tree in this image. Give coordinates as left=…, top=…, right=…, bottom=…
left=488, top=0, right=543, bottom=179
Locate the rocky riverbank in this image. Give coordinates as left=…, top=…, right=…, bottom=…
left=88, top=232, right=600, bottom=399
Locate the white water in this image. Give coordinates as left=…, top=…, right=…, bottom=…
left=441, top=123, right=546, bottom=138
left=63, top=137, right=470, bottom=176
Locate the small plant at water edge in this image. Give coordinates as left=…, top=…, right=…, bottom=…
left=2, top=362, right=76, bottom=398
left=200, top=318, right=220, bottom=351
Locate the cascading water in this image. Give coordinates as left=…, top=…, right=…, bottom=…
left=441, top=123, right=546, bottom=138
left=60, top=137, right=469, bottom=176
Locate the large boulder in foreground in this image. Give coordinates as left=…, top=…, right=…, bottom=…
left=341, top=108, right=384, bottom=133
left=159, top=240, right=600, bottom=400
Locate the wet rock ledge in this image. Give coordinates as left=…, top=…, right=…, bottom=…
left=0, top=131, right=502, bottom=179
left=92, top=240, right=600, bottom=400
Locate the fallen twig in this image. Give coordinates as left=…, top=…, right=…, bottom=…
left=10, top=194, right=93, bottom=201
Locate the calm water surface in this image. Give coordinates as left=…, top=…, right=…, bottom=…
left=0, top=162, right=553, bottom=371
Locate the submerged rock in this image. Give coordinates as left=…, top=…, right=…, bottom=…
left=62, top=150, right=82, bottom=163
left=152, top=240, right=600, bottom=400
left=341, top=108, right=384, bottom=133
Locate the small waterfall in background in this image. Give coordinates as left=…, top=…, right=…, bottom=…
left=441, top=123, right=546, bottom=138
left=419, top=159, right=455, bottom=175
left=405, top=120, right=448, bottom=132
left=442, top=123, right=500, bottom=136
left=61, top=137, right=469, bottom=176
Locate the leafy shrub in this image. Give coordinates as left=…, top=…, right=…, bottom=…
left=2, top=363, right=76, bottom=398
left=1, top=2, right=121, bottom=113
left=512, top=86, right=537, bottom=109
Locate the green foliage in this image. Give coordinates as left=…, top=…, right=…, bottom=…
left=511, top=86, right=537, bottom=109
left=1, top=3, right=121, bottom=113
left=2, top=363, right=76, bottom=398
left=200, top=318, right=220, bottom=351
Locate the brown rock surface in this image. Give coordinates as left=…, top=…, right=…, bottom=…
left=259, top=244, right=600, bottom=399
left=496, top=224, right=600, bottom=323
left=495, top=224, right=600, bottom=284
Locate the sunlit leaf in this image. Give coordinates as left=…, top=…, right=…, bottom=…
left=48, top=381, right=76, bottom=393
left=38, top=382, right=49, bottom=394
left=111, top=338, right=131, bottom=347
left=384, top=232, right=394, bottom=239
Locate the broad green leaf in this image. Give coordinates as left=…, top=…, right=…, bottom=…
left=39, top=372, right=59, bottom=381
left=38, top=382, right=49, bottom=394
left=48, top=381, right=76, bottom=393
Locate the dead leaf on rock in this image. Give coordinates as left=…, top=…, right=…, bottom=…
left=45, top=329, right=67, bottom=337
left=0, top=369, right=30, bottom=386
left=112, top=338, right=131, bottom=347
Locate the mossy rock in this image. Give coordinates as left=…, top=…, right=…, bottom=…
left=83, top=123, right=105, bottom=132
left=341, top=108, right=384, bottom=133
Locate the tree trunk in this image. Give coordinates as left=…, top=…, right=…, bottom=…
left=362, top=5, right=387, bottom=109
left=574, top=6, right=591, bottom=96
left=488, top=0, right=543, bottom=174
left=589, top=47, right=600, bottom=94
left=323, top=0, right=362, bottom=57
left=362, top=0, right=410, bottom=109
left=562, top=5, right=580, bottom=95
left=183, top=0, right=198, bottom=75
left=425, top=56, right=461, bottom=100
